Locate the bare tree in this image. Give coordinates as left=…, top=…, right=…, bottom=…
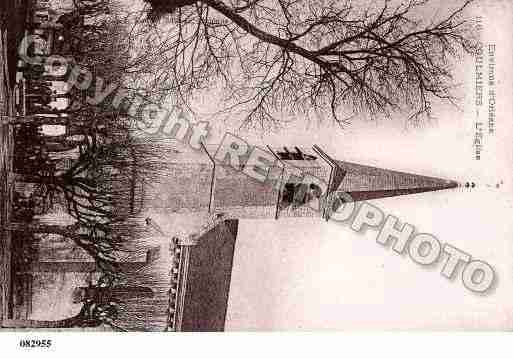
left=3, top=303, right=120, bottom=329
left=4, top=269, right=124, bottom=329
left=7, top=0, right=182, bottom=330
left=139, top=0, right=478, bottom=127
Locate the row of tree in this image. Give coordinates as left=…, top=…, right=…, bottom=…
left=9, top=0, right=173, bottom=330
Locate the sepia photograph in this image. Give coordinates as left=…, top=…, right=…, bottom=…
left=0, top=0, right=512, bottom=349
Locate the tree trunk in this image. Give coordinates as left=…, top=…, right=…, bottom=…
left=7, top=222, right=109, bottom=268
left=25, top=74, right=68, bottom=82
left=1, top=115, right=72, bottom=126
left=8, top=222, right=76, bottom=236
left=203, top=0, right=321, bottom=65
left=34, top=22, right=64, bottom=30
left=12, top=174, right=58, bottom=185
left=2, top=302, right=101, bottom=328
left=45, top=141, right=82, bottom=153
left=2, top=316, right=83, bottom=329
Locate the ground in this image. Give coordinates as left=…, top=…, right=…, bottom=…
left=0, top=0, right=28, bottom=324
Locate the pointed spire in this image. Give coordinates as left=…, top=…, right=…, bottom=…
left=332, top=160, right=459, bottom=202
left=313, top=144, right=458, bottom=205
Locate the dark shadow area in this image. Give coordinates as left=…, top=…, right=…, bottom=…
left=0, top=0, right=29, bottom=87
